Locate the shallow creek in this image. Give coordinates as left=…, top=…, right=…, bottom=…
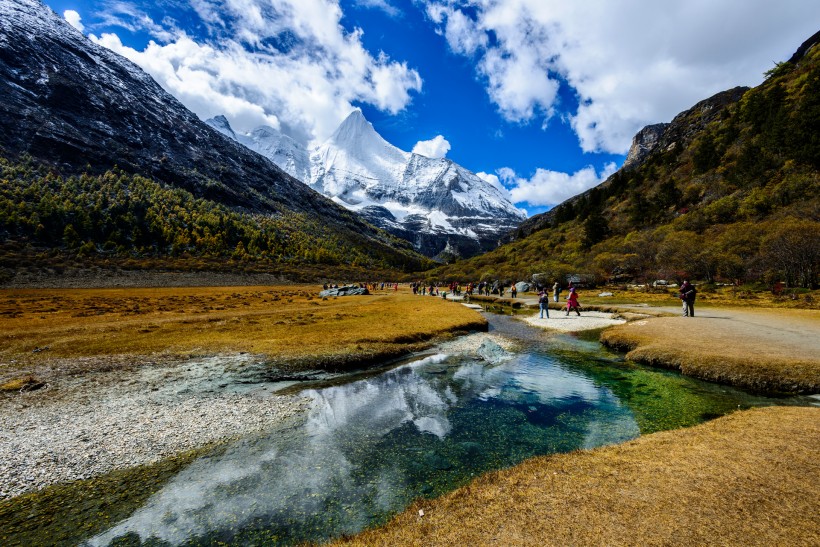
left=7, top=313, right=812, bottom=546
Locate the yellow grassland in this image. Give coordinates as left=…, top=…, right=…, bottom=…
left=0, top=286, right=486, bottom=386
left=336, top=406, right=820, bottom=547
left=600, top=308, right=820, bottom=393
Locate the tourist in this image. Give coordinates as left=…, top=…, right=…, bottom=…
left=511, top=285, right=517, bottom=298
left=566, top=287, right=581, bottom=316
left=679, top=280, right=697, bottom=317
left=552, top=281, right=561, bottom=302
left=538, top=291, right=550, bottom=319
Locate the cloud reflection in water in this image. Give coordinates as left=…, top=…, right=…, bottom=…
left=88, top=350, right=638, bottom=546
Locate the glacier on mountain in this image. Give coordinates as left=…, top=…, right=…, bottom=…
left=207, top=110, right=526, bottom=258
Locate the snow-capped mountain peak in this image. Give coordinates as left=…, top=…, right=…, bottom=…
left=207, top=115, right=236, bottom=139
left=328, top=109, right=387, bottom=149
left=208, top=109, right=525, bottom=258
left=206, top=116, right=310, bottom=182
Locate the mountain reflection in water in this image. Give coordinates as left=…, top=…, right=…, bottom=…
left=88, top=349, right=640, bottom=546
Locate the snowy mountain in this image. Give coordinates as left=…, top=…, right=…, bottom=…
left=0, top=0, right=430, bottom=272
left=208, top=116, right=311, bottom=182
left=207, top=111, right=526, bottom=258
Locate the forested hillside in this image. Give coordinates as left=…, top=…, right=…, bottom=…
left=430, top=35, right=820, bottom=289
left=0, top=157, right=431, bottom=281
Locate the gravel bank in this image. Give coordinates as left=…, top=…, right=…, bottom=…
left=518, top=310, right=627, bottom=332
left=435, top=332, right=518, bottom=354
left=0, top=355, right=309, bottom=500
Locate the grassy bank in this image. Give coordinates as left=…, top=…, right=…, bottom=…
left=600, top=308, right=820, bottom=393
left=580, top=285, right=819, bottom=309
left=336, top=405, right=820, bottom=546
left=0, top=285, right=486, bottom=387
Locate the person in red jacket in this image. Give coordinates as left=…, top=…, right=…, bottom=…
left=566, top=287, right=581, bottom=316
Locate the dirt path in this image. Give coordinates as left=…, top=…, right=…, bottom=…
left=601, top=306, right=820, bottom=393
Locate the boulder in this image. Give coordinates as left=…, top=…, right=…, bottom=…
left=514, top=281, right=531, bottom=293
left=319, top=285, right=369, bottom=297
left=477, top=339, right=513, bottom=365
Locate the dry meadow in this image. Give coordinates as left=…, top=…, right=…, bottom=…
left=600, top=308, right=820, bottom=393
left=336, top=405, right=820, bottom=547
left=0, top=285, right=486, bottom=389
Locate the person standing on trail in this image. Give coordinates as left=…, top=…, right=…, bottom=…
left=679, top=280, right=697, bottom=317
left=538, top=291, right=550, bottom=319
left=552, top=281, right=561, bottom=302
left=565, top=287, right=581, bottom=316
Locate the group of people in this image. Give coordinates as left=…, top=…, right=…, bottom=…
left=537, top=282, right=581, bottom=319
left=410, top=281, right=448, bottom=296
left=410, top=280, right=513, bottom=298
left=384, top=278, right=698, bottom=319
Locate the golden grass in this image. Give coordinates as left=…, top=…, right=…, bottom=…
left=600, top=308, right=820, bottom=393
left=0, top=376, right=36, bottom=391
left=0, top=286, right=485, bottom=378
left=581, top=286, right=820, bottom=309
left=335, top=406, right=820, bottom=547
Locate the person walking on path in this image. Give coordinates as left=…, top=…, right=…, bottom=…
left=552, top=281, right=561, bottom=302
left=679, top=280, right=697, bottom=317
left=538, top=291, right=550, bottom=319
left=511, top=285, right=518, bottom=298
left=565, top=287, right=581, bottom=316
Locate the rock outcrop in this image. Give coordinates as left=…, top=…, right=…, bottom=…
left=319, top=286, right=369, bottom=297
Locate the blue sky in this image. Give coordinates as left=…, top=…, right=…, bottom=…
left=47, top=0, right=819, bottom=216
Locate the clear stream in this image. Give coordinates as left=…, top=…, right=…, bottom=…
left=8, top=314, right=811, bottom=546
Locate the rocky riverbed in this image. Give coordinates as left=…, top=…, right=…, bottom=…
left=0, top=354, right=309, bottom=500
left=0, top=330, right=540, bottom=502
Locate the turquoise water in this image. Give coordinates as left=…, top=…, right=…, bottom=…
left=76, top=315, right=799, bottom=546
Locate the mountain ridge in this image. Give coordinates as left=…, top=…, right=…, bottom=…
left=0, top=0, right=432, bottom=277
left=427, top=32, right=820, bottom=289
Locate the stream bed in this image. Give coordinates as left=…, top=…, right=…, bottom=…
left=5, top=313, right=812, bottom=546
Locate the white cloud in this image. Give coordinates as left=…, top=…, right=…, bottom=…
left=355, top=0, right=401, bottom=17
left=423, top=0, right=819, bottom=154
left=426, top=4, right=486, bottom=56
left=500, top=163, right=617, bottom=207
left=476, top=171, right=502, bottom=190
left=63, top=9, right=84, bottom=32
left=477, top=171, right=526, bottom=215
left=95, top=3, right=179, bottom=42
left=90, top=0, right=422, bottom=144
left=412, top=135, right=451, bottom=159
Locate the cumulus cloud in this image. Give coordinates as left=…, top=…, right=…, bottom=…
left=63, top=10, right=84, bottom=32
left=90, top=0, right=422, bottom=144
left=499, top=163, right=617, bottom=207
left=476, top=171, right=502, bottom=191
left=423, top=0, right=818, bottom=154
left=354, top=0, right=401, bottom=17
left=426, top=4, right=486, bottom=56
left=412, top=135, right=451, bottom=159
left=94, top=2, right=179, bottom=43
